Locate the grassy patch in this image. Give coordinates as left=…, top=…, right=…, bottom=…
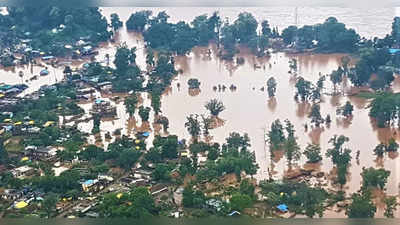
left=5, top=137, right=24, bottom=153
left=355, top=91, right=379, bottom=99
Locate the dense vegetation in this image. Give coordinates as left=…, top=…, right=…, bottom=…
left=1, top=7, right=111, bottom=56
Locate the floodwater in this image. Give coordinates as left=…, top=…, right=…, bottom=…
left=2, top=7, right=400, bottom=217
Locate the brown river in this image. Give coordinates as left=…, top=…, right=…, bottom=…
left=2, top=7, right=400, bottom=217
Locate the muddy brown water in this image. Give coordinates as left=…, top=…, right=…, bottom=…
left=1, top=7, right=400, bottom=217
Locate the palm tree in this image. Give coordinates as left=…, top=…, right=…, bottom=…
left=205, top=99, right=226, bottom=117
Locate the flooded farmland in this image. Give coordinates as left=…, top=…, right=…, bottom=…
left=1, top=7, right=400, bottom=217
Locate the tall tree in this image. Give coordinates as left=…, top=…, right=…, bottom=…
left=110, top=13, right=123, bottom=31
left=309, top=104, right=324, bottom=127
left=185, top=114, right=201, bottom=141
left=267, top=77, right=277, bottom=98
left=295, top=77, right=312, bottom=101
left=42, top=193, right=59, bottom=218
left=138, top=106, right=151, bottom=122
left=267, top=119, right=286, bottom=151
left=126, top=10, right=152, bottom=31
left=261, top=20, right=272, bottom=37
left=233, top=12, right=258, bottom=44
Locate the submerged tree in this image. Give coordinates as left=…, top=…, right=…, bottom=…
left=188, top=78, right=201, bottom=89
left=326, top=135, right=352, bottom=185
left=185, top=114, right=201, bottom=141
left=303, top=143, right=322, bottom=163
left=373, top=143, right=386, bottom=157
left=295, top=77, right=312, bottom=101
left=156, top=116, right=169, bottom=132
left=146, top=49, right=155, bottom=67
left=289, top=58, right=298, bottom=74
left=309, top=104, right=324, bottom=127
left=387, top=138, right=399, bottom=152
left=361, top=167, right=390, bottom=190
left=267, top=119, right=286, bottom=151
left=124, top=94, right=138, bottom=116
left=110, top=13, right=123, bottom=31
left=126, top=10, right=152, bottom=31
left=284, top=135, right=301, bottom=166
left=346, top=191, right=376, bottom=218
left=205, top=99, right=226, bottom=117
left=267, top=77, right=277, bottom=98
left=326, top=135, right=352, bottom=167
left=337, top=101, right=354, bottom=118
left=201, top=115, right=213, bottom=137
left=384, top=196, right=398, bottom=218
left=138, top=106, right=151, bottom=122
left=330, top=67, right=344, bottom=93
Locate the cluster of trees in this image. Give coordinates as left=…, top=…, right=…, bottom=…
left=3, top=7, right=112, bottom=56
left=97, top=187, right=158, bottom=218
left=126, top=10, right=273, bottom=59
left=336, top=101, right=354, bottom=118
left=367, top=92, right=400, bottom=128
left=373, top=138, right=399, bottom=157
left=112, top=43, right=144, bottom=92
left=326, top=135, right=352, bottom=187
left=281, top=17, right=360, bottom=52
left=348, top=47, right=394, bottom=89
left=124, top=94, right=138, bottom=117
left=126, top=11, right=220, bottom=55
left=260, top=180, right=328, bottom=218
left=267, top=119, right=303, bottom=166
left=294, top=76, right=325, bottom=103
left=184, top=99, right=224, bottom=140
left=345, top=163, right=392, bottom=218
left=145, top=135, right=179, bottom=161
left=195, top=132, right=258, bottom=182
left=79, top=136, right=144, bottom=170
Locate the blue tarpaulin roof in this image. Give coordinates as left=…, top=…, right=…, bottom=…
left=277, top=204, right=288, bottom=212
left=42, top=56, right=54, bottom=60
left=389, top=49, right=400, bottom=54
left=142, top=132, right=150, bottom=137
left=84, top=179, right=95, bottom=185
left=40, top=69, right=49, bottom=76
left=95, top=99, right=103, bottom=104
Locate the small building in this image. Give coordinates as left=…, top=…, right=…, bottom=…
left=40, top=69, right=49, bottom=76
left=1, top=189, right=23, bottom=201
left=25, top=146, right=57, bottom=161
left=11, top=166, right=34, bottom=178
left=90, top=99, right=116, bottom=117
left=81, top=179, right=98, bottom=192
left=150, top=184, right=169, bottom=196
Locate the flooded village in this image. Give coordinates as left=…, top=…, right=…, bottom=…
left=0, top=6, right=399, bottom=219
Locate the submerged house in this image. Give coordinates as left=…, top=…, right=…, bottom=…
left=90, top=99, right=116, bottom=117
